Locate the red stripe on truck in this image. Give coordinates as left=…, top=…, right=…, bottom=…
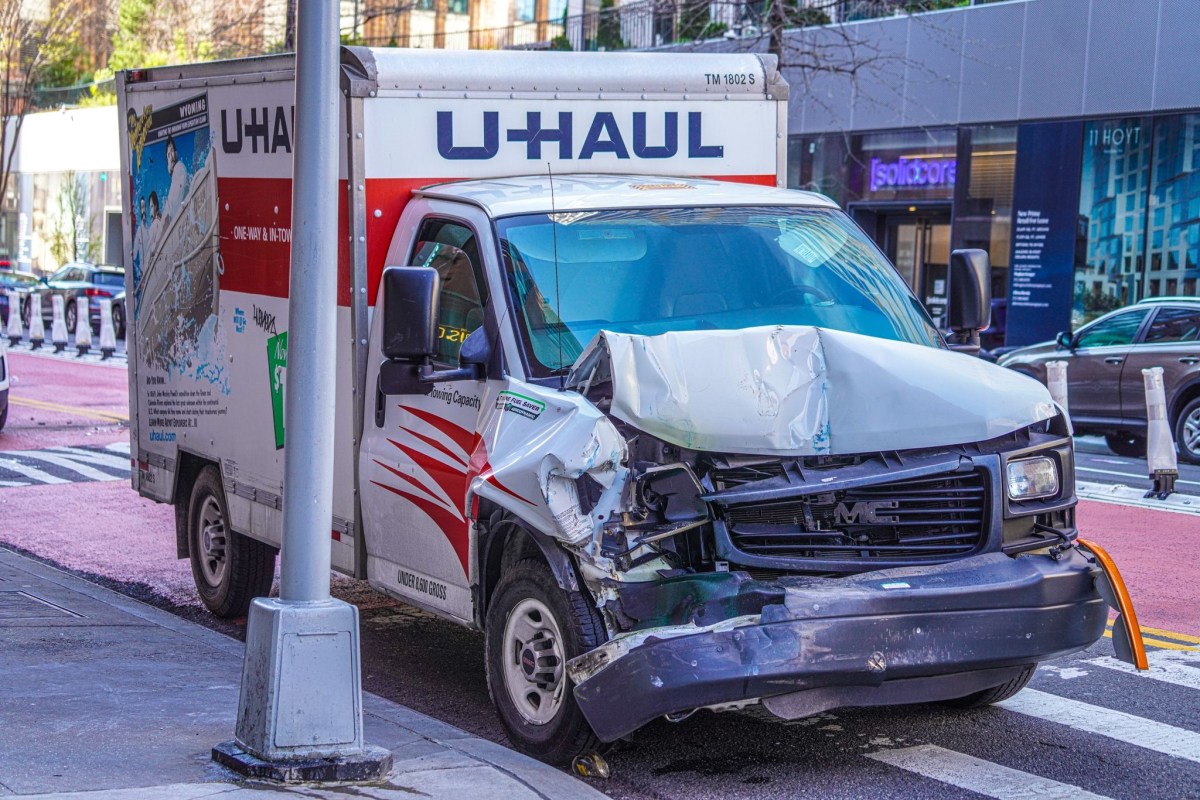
left=216, top=174, right=775, bottom=306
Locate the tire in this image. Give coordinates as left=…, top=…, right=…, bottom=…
left=186, top=465, right=276, bottom=618
left=112, top=303, right=125, bottom=340
left=485, top=557, right=607, bottom=766
left=0, top=401, right=7, bottom=432
left=944, top=665, right=1036, bottom=708
left=1176, top=397, right=1200, bottom=465
left=64, top=301, right=77, bottom=334
left=1105, top=432, right=1147, bottom=459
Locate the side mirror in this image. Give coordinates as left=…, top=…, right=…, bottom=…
left=381, top=266, right=439, bottom=361
left=947, top=249, right=991, bottom=350
left=458, top=326, right=491, bottom=371
left=1056, top=331, right=1074, bottom=350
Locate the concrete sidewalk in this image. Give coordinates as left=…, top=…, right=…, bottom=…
left=0, top=548, right=608, bottom=800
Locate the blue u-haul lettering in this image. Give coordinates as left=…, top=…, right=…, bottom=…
left=436, top=111, right=723, bottom=161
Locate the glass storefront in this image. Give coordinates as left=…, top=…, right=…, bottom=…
left=792, top=110, right=1200, bottom=345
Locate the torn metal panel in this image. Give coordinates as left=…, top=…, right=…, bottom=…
left=467, top=378, right=628, bottom=549
left=571, top=325, right=1057, bottom=456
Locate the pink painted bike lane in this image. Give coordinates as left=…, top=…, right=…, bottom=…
left=0, top=352, right=130, bottom=451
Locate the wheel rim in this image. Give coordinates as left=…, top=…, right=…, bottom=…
left=1183, top=407, right=1200, bottom=455
left=196, top=495, right=229, bottom=587
left=66, top=304, right=75, bottom=331
left=501, top=597, right=567, bottom=726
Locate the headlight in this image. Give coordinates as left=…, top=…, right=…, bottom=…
left=1006, top=456, right=1059, bottom=500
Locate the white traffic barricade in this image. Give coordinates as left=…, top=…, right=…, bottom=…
left=75, top=296, right=93, bottom=355
left=50, top=295, right=68, bottom=352
left=1142, top=366, right=1178, bottom=499
left=28, top=294, right=44, bottom=349
left=1046, top=360, right=1069, bottom=420
left=98, top=298, right=117, bottom=359
left=5, top=290, right=22, bottom=345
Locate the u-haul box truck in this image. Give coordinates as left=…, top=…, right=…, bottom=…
left=119, top=48, right=1140, bottom=765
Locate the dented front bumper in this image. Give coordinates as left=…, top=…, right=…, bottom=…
left=570, top=550, right=1106, bottom=742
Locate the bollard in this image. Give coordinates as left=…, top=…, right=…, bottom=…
left=1045, top=360, right=1069, bottom=420
left=98, top=298, right=117, bottom=360
left=6, top=290, right=22, bottom=346
left=50, top=295, right=68, bottom=353
left=28, top=294, right=45, bottom=349
left=75, top=296, right=93, bottom=356
left=1142, top=366, right=1178, bottom=499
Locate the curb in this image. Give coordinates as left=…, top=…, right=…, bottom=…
left=1075, top=480, right=1200, bottom=516
left=0, top=547, right=608, bottom=800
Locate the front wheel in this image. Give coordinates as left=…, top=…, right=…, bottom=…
left=485, top=558, right=607, bottom=766
left=1105, top=432, right=1147, bottom=459
left=1176, top=397, right=1200, bottom=465
left=112, top=303, right=125, bottom=339
left=943, top=664, right=1036, bottom=708
left=186, top=465, right=276, bottom=618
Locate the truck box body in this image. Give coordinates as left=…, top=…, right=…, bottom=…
left=119, top=48, right=1134, bottom=763
left=119, top=48, right=787, bottom=583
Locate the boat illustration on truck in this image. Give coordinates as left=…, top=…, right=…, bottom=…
left=118, top=47, right=1144, bottom=765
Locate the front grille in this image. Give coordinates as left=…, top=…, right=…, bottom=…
left=721, top=470, right=987, bottom=562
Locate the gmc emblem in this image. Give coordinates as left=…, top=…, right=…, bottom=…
left=833, top=500, right=900, bottom=525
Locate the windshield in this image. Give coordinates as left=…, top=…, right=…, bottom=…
left=496, top=206, right=942, bottom=376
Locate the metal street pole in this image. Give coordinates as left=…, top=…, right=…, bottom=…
left=213, top=0, right=390, bottom=782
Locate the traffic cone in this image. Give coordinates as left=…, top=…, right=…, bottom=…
left=1142, top=366, right=1178, bottom=499
left=28, top=294, right=44, bottom=349
left=1045, top=360, right=1070, bottom=422
left=5, top=290, right=22, bottom=346
left=50, top=295, right=68, bottom=353
left=99, top=298, right=117, bottom=360
left=75, top=297, right=93, bottom=356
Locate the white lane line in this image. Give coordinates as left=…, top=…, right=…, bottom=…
left=44, top=446, right=131, bottom=472
left=1076, top=464, right=1200, bottom=487
left=105, top=440, right=131, bottom=455
left=18, top=450, right=118, bottom=482
left=1085, top=649, right=1200, bottom=691
left=0, top=480, right=30, bottom=488
left=999, top=689, right=1200, bottom=764
left=0, top=457, right=68, bottom=485
left=867, top=744, right=1111, bottom=800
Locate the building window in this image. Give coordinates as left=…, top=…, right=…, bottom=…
left=1147, top=113, right=1200, bottom=302
left=448, top=0, right=468, bottom=14
left=953, top=125, right=1016, bottom=300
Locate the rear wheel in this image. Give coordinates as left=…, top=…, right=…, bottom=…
left=1105, top=432, right=1147, bottom=458
left=1176, top=397, right=1200, bottom=465
left=944, top=665, right=1036, bottom=708
left=112, top=303, right=125, bottom=339
left=186, top=465, right=275, bottom=618
left=485, top=557, right=607, bottom=766
left=64, top=301, right=77, bottom=334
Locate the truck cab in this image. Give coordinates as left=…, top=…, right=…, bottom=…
left=362, top=174, right=1107, bottom=763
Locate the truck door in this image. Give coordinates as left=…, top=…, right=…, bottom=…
left=360, top=215, right=491, bottom=623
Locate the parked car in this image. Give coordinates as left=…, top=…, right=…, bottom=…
left=25, top=263, right=125, bottom=335
left=0, top=271, right=39, bottom=328
left=999, top=297, right=1200, bottom=463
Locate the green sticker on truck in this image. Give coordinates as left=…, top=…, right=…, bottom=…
left=496, top=390, right=545, bottom=420
left=267, top=331, right=288, bottom=449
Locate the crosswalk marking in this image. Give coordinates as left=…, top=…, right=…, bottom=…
left=867, top=744, right=1111, bottom=799
left=0, top=444, right=130, bottom=488
left=999, top=689, right=1200, bottom=764
left=1086, top=649, right=1200, bottom=691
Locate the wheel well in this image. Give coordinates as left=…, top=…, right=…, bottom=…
left=1171, top=382, right=1200, bottom=426
left=172, top=451, right=215, bottom=559
left=475, top=501, right=580, bottom=629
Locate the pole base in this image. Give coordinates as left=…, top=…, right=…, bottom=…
left=213, top=740, right=392, bottom=783
left=7, top=337, right=19, bottom=347
left=1144, top=470, right=1178, bottom=500
left=101, top=347, right=114, bottom=360
left=77, top=345, right=90, bottom=356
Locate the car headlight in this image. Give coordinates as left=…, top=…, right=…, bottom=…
left=1006, top=456, right=1060, bottom=500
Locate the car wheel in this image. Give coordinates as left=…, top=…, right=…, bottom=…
left=1105, top=432, right=1147, bottom=459
left=22, top=299, right=30, bottom=328
left=186, top=465, right=276, bottom=618
left=485, top=556, right=607, bottom=766
left=1175, top=397, right=1200, bottom=466
left=944, top=664, right=1036, bottom=708
left=64, top=301, right=77, bottom=334
left=0, top=400, right=7, bottom=432
left=112, top=303, right=125, bottom=339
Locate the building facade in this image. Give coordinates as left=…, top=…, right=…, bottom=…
left=780, top=0, right=1198, bottom=346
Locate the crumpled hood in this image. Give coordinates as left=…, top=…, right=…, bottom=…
left=567, top=325, right=1057, bottom=456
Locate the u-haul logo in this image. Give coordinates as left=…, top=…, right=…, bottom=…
left=436, top=110, right=723, bottom=161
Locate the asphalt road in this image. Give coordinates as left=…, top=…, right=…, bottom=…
left=3, top=352, right=1199, bottom=800
left=1075, top=435, right=1200, bottom=494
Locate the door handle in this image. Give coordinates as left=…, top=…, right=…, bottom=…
left=1180, top=357, right=1200, bottom=365
left=1104, top=357, right=1124, bottom=365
